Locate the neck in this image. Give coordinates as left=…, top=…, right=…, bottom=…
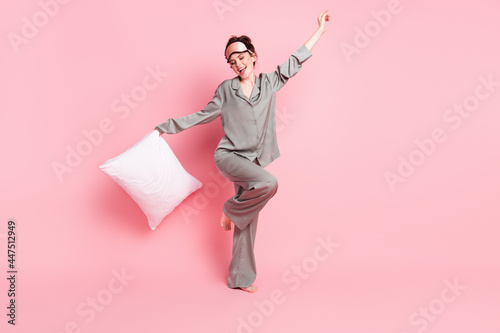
left=240, top=73, right=256, bottom=85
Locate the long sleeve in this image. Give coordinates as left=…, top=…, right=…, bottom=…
left=155, top=84, right=223, bottom=134
left=268, top=44, right=312, bottom=92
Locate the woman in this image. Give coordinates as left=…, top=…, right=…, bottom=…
left=155, top=10, right=330, bottom=293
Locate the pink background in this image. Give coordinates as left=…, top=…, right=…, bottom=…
left=1, top=0, right=499, bottom=332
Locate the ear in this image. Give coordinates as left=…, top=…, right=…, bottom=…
left=251, top=53, right=257, bottom=64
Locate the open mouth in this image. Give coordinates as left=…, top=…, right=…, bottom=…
left=239, top=66, right=246, bottom=75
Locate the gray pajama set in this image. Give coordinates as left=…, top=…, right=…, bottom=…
left=155, top=44, right=312, bottom=288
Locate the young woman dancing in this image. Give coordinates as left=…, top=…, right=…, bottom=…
left=155, top=10, right=330, bottom=293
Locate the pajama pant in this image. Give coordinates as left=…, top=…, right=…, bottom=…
left=214, top=152, right=279, bottom=289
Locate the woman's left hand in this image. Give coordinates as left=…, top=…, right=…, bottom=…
left=317, top=10, right=331, bottom=32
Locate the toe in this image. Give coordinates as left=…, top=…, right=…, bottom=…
left=240, top=285, right=258, bottom=293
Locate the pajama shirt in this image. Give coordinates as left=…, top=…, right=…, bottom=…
left=155, top=44, right=312, bottom=288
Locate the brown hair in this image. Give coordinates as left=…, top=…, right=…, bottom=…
left=225, top=35, right=257, bottom=66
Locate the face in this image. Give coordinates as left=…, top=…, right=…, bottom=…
left=228, top=51, right=256, bottom=79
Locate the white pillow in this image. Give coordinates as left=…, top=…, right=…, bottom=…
left=99, top=130, right=202, bottom=230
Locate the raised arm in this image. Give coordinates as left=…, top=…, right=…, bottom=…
left=267, top=11, right=330, bottom=92
left=304, top=10, right=330, bottom=52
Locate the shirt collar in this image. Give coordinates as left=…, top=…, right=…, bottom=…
left=231, top=74, right=261, bottom=99
left=231, top=74, right=260, bottom=88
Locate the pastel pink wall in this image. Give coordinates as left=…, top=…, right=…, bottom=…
left=1, top=0, right=499, bottom=332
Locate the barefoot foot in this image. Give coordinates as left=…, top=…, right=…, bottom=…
left=220, top=211, right=232, bottom=231
left=239, top=285, right=258, bottom=293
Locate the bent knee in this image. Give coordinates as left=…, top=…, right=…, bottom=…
left=261, top=175, right=278, bottom=194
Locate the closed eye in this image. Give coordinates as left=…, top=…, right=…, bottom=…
left=229, top=55, right=245, bottom=66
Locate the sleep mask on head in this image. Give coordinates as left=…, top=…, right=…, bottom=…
left=225, top=42, right=252, bottom=63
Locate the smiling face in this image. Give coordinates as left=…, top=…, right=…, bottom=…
left=228, top=51, right=256, bottom=80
